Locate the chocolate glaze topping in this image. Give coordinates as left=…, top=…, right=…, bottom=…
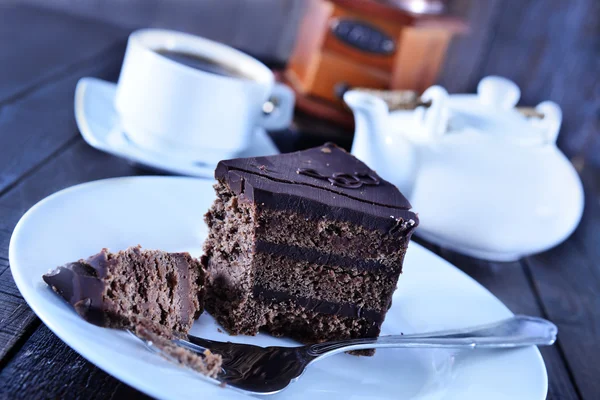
left=215, top=143, right=419, bottom=233
left=42, top=250, right=112, bottom=325
left=297, top=168, right=380, bottom=189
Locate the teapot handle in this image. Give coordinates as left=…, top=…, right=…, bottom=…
left=414, top=85, right=449, bottom=139
left=533, top=101, right=562, bottom=145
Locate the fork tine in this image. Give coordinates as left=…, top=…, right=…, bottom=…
left=127, top=329, right=210, bottom=355
left=127, top=329, right=183, bottom=363
left=174, top=337, right=209, bottom=354
left=127, top=328, right=224, bottom=379
left=130, top=330, right=302, bottom=394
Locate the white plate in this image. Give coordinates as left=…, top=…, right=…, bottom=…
left=74, top=78, right=280, bottom=178
left=10, top=177, right=548, bottom=400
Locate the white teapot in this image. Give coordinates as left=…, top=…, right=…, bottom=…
left=344, top=76, right=584, bottom=261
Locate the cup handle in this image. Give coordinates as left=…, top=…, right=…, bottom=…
left=258, top=83, right=295, bottom=131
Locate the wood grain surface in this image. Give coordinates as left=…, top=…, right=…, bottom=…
left=0, top=1, right=597, bottom=399
left=438, top=0, right=600, bottom=166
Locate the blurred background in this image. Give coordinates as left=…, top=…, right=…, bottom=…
left=4, top=0, right=598, bottom=166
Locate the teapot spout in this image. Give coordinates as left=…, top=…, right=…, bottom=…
left=344, top=89, right=417, bottom=196
left=344, top=90, right=390, bottom=167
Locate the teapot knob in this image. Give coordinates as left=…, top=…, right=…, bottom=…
left=477, top=76, right=520, bottom=109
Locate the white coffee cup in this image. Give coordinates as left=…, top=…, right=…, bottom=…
left=115, top=29, right=294, bottom=163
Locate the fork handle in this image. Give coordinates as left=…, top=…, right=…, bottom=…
left=306, top=315, right=557, bottom=358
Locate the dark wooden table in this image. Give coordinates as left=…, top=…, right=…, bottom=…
left=0, top=4, right=598, bottom=399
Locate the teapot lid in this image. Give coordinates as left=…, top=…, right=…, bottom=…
left=390, top=76, right=562, bottom=146
left=445, top=77, right=561, bottom=146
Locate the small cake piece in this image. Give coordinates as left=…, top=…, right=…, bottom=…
left=43, top=246, right=205, bottom=333
left=203, top=143, right=418, bottom=349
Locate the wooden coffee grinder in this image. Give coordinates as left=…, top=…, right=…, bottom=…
left=284, top=0, right=466, bottom=126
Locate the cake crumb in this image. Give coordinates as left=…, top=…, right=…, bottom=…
left=219, top=381, right=227, bottom=388
left=321, top=147, right=332, bottom=153
left=134, top=325, right=222, bottom=378
left=257, top=165, right=267, bottom=171
left=217, top=328, right=223, bottom=333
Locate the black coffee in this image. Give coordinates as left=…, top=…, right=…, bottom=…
left=155, top=49, right=250, bottom=80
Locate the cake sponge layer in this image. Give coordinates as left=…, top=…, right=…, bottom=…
left=205, top=282, right=380, bottom=340
left=257, top=209, right=412, bottom=263
left=253, top=251, right=400, bottom=312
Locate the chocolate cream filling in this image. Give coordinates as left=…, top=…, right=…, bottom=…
left=253, top=287, right=386, bottom=323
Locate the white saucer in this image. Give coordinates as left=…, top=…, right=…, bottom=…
left=10, top=176, right=548, bottom=400
left=74, top=77, right=280, bottom=178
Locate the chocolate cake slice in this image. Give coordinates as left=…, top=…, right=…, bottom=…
left=203, top=143, right=418, bottom=348
left=43, top=246, right=205, bottom=334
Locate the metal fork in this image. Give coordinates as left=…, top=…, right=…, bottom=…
left=132, top=315, right=557, bottom=395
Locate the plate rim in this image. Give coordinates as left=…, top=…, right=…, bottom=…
left=9, top=176, right=548, bottom=400
left=9, top=177, right=243, bottom=400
